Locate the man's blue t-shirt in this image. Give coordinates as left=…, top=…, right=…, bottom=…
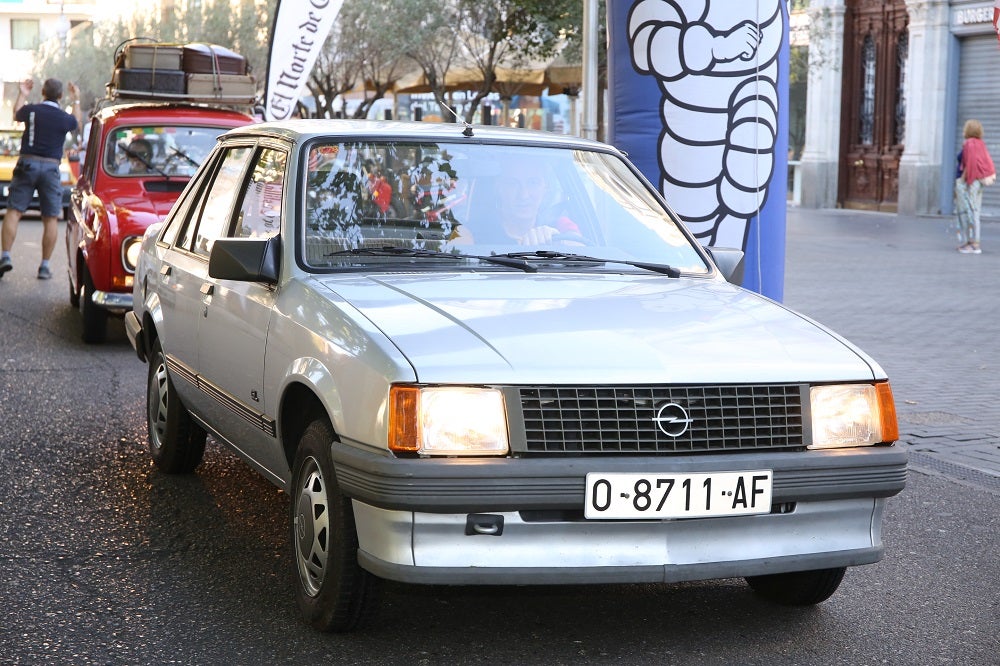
left=16, top=100, right=77, bottom=160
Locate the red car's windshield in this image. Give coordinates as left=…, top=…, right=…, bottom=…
left=104, top=125, right=229, bottom=177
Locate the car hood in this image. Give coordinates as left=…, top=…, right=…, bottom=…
left=312, top=273, right=881, bottom=385
left=88, top=178, right=185, bottom=221
left=112, top=191, right=179, bottom=219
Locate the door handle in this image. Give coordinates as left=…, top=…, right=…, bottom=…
left=200, top=283, right=214, bottom=296
left=159, top=264, right=172, bottom=277
left=854, top=159, right=864, bottom=167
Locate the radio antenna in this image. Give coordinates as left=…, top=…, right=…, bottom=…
left=438, top=97, right=474, bottom=137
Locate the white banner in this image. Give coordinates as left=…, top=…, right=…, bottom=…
left=264, top=0, right=344, bottom=121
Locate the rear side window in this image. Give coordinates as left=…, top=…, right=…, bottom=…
left=233, top=148, right=286, bottom=239
left=178, top=146, right=253, bottom=257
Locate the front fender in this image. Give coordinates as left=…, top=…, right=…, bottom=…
left=278, top=356, right=349, bottom=445
left=81, top=202, right=118, bottom=292
left=141, top=284, right=163, bottom=346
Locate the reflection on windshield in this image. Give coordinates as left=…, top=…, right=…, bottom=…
left=302, top=141, right=708, bottom=275
left=105, top=125, right=228, bottom=177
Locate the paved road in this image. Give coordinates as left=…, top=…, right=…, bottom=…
left=0, top=211, right=997, bottom=665
left=784, top=206, right=1000, bottom=495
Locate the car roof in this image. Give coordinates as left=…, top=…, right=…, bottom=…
left=220, top=119, right=618, bottom=153
left=93, top=102, right=253, bottom=126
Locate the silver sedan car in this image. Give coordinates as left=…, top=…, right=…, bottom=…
left=125, top=120, right=907, bottom=632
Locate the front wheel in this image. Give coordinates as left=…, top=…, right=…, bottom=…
left=291, top=418, right=378, bottom=632
left=68, top=278, right=80, bottom=308
left=745, top=567, right=847, bottom=606
left=80, top=266, right=108, bottom=344
left=146, top=338, right=206, bottom=473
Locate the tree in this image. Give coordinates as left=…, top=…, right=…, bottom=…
left=335, top=0, right=416, bottom=119
left=304, top=30, right=362, bottom=119
left=33, top=0, right=272, bottom=116
left=451, top=0, right=576, bottom=123
left=399, top=0, right=464, bottom=122
left=30, top=0, right=595, bottom=132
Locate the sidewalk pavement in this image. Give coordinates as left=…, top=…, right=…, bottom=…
left=783, top=205, right=1000, bottom=495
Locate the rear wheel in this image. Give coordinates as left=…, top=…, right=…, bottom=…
left=745, top=567, right=847, bottom=606
left=146, top=338, right=206, bottom=473
left=291, top=417, right=378, bottom=632
left=80, top=266, right=108, bottom=344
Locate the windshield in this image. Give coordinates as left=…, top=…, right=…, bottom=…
left=104, top=125, right=228, bottom=177
left=301, top=141, right=709, bottom=274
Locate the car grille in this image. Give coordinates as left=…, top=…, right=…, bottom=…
left=517, top=384, right=806, bottom=454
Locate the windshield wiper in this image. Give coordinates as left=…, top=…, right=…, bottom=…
left=167, top=146, right=200, bottom=168
left=492, top=250, right=681, bottom=278
left=119, top=142, right=170, bottom=179
left=325, top=246, right=538, bottom=272
left=326, top=246, right=460, bottom=258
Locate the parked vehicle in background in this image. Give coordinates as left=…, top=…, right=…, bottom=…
left=1, top=126, right=76, bottom=217
left=66, top=102, right=253, bottom=343
left=125, top=120, right=907, bottom=632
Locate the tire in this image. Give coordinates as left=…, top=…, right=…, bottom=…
left=291, top=418, right=378, bottom=632
left=745, top=567, right=847, bottom=606
left=146, top=338, right=206, bottom=473
left=68, top=277, right=79, bottom=308
left=80, top=266, right=108, bottom=344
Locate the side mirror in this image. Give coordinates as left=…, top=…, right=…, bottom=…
left=209, top=236, right=281, bottom=284
left=703, top=246, right=745, bottom=286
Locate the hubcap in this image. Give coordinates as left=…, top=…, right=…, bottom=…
left=148, top=358, right=169, bottom=450
left=294, top=457, right=330, bottom=597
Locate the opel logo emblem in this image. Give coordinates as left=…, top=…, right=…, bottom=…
left=653, top=402, right=692, bottom=437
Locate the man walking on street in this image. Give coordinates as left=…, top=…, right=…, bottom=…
left=0, top=77, right=82, bottom=280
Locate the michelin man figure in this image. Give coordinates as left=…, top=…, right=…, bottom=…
left=627, top=0, right=785, bottom=248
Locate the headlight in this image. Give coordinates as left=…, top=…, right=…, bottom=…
left=808, top=382, right=898, bottom=449
left=121, top=236, right=142, bottom=273
left=389, top=385, right=509, bottom=456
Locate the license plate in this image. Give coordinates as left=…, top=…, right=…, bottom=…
left=585, top=471, right=773, bottom=519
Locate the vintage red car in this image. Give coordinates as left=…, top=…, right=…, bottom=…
left=66, top=102, right=253, bottom=342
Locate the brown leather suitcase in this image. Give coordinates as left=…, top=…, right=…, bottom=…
left=182, top=44, right=247, bottom=76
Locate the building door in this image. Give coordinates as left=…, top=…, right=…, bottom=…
left=839, top=0, right=909, bottom=211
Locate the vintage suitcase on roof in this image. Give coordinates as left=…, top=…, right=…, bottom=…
left=122, top=43, right=184, bottom=71
left=185, top=73, right=257, bottom=104
left=112, top=68, right=186, bottom=98
left=182, top=43, right=248, bottom=76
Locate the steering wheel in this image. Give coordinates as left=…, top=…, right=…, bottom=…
left=550, top=231, right=591, bottom=246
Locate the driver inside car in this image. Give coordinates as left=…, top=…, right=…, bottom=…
left=118, top=138, right=153, bottom=175
left=452, top=159, right=580, bottom=246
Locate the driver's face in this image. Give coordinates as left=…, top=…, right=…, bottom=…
left=497, top=165, right=548, bottom=222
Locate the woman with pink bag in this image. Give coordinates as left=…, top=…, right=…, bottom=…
left=954, top=119, right=997, bottom=254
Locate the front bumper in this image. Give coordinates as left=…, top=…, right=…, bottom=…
left=333, top=444, right=906, bottom=585
left=355, top=497, right=888, bottom=585
left=124, top=310, right=146, bottom=362
left=90, top=289, right=133, bottom=314
left=331, top=444, right=908, bottom=512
